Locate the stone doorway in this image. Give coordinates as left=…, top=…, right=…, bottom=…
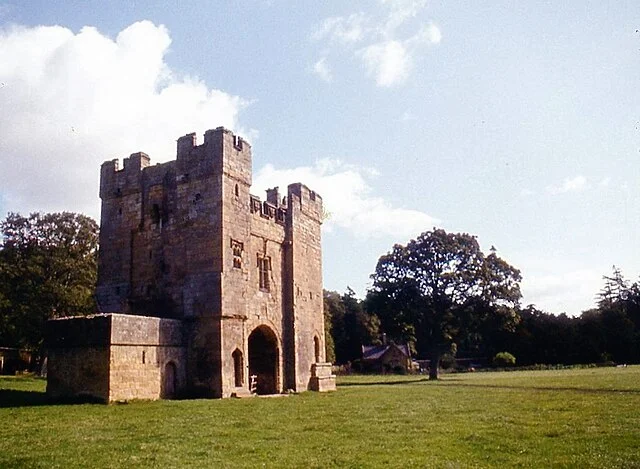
left=232, top=349, right=244, bottom=387
left=248, top=326, right=279, bottom=395
left=314, top=336, right=321, bottom=362
left=162, top=361, right=177, bottom=399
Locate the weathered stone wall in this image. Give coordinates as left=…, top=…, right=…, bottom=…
left=108, top=314, right=185, bottom=401
left=96, top=130, right=239, bottom=321
left=46, top=315, right=112, bottom=401
left=46, top=314, right=186, bottom=402
left=97, top=154, right=150, bottom=313
left=218, top=130, right=254, bottom=397
left=286, top=183, right=325, bottom=391
left=47, top=346, right=110, bottom=402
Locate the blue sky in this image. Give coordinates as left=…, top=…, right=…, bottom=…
left=0, top=1, right=638, bottom=315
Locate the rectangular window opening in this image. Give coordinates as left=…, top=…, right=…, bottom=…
left=231, top=239, right=244, bottom=269
left=258, top=255, right=271, bottom=291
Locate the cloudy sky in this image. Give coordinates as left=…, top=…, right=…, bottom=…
left=0, top=1, right=638, bottom=315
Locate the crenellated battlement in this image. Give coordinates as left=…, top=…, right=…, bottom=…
left=250, top=184, right=324, bottom=227
left=99, top=152, right=151, bottom=199
left=99, top=127, right=252, bottom=200
left=124, top=152, right=151, bottom=171
left=250, top=192, right=287, bottom=226
left=287, top=183, right=323, bottom=224
left=175, top=127, right=250, bottom=159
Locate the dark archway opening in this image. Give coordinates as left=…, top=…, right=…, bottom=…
left=248, top=326, right=279, bottom=395
left=232, top=349, right=244, bottom=387
left=314, top=336, right=321, bottom=363
left=162, top=361, right=177, bottom=399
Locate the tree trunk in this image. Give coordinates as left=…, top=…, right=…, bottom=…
left=429, top=349, right=441, bottom=380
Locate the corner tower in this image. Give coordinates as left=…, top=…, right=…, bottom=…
left=284, top=184, right=327, bottom=390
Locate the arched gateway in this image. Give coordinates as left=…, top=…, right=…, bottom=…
left=248, top=326, right=279, bottom=395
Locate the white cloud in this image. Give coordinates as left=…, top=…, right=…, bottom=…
left=360, top=40, right=410, bottom=87
left=312, top=2, right=440, bottom=86
left=546, top=175, right=588, bottom=194
left=521, top=268, right=601, bottom=315
left=312, top=57, right=333, bottom=82
left=313, top=13, right=368, bottom=44
left=519, top=188, right=535, bottom=197
left=0, top=21, right=247, bottom=219
left=407, top=23, right=442, bottom=46
left=598, top=177, right=611, bottom=188
left=359, top=21, right=441, bottom=87
left=380, top=0, right=428, bottom=37
left=252, top=159, right=438, bottom=239
left=400, top=110, right=415, bottom=122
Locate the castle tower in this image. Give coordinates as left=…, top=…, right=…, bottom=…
left=86, top=127, right=335, bottom=400
left=284, top=183, right=326, bottom=390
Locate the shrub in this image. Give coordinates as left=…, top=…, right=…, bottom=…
left=392, top=365, right=406, bottom=375
left=440, top=353, right=457, bottom=370
left=493, top=352, right=516, bottom=367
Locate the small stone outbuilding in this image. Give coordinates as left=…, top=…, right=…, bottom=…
left=361, top=344, right=412, bottom=373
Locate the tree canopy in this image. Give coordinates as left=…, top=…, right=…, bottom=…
left=366, top=229, right=521, bottom=379
left=500, top=267, right=640, bottom=366
left=0, top=212, right=98, bottom=357
left=324, top=288, right=380, bottom=365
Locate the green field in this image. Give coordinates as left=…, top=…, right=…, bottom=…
left=2, top=367, right=640, bottom=468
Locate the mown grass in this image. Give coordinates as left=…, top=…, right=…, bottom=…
left=1, top=367, right=640, bottom=468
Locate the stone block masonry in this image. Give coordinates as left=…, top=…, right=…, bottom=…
left=47, top=314, right=184, bottom=402
left=47, top=127, right=335, bottom=401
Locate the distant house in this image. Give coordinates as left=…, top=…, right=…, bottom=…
left=361, top=344, right=412, bottom=373
left=0, top=347, right=32, bottom=375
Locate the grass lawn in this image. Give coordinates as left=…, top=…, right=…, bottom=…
left=1, top=367, right=640, bottom=468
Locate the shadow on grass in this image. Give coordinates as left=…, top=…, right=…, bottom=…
left=339, top=377, right=429, bottom=387
left=0, top=389, right=50, bottom=407
left=438, top=382, right=640, bottom=394
left=0, top=389, right=104, bottom=408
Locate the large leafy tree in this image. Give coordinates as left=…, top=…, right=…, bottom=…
left=0, top=212, right=98, bottom=359
left=367, top=229, right=521, bottom=379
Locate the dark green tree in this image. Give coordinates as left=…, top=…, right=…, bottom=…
left=0, top=212, right=98, bottom=360
left=367, top=229, right=521, bottom=379
left=323, top=290, right=346, bottom=363
left=505, top=306, right=579, bottom=365
left=593, top=267, right=639, bottom=363
left=502, top=267, right=640, bottom=367
left=323, top=288, right=380, bottom=364
left=322, top=292, right=337, bottom=363
left=597, top=265, right=629, bottom=309
left=342, top=288, right=381, bottom=362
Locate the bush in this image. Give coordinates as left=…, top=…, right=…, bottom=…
left=392, top=365, right=407, bottom=375
left=350, top=359, right=363, bottom=372
left=440, top=353, right=457, bottom=370
left=493, top=352, right=516, bottom=367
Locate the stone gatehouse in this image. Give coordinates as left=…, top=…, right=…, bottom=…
left=46, top=127, right=335, bottom=402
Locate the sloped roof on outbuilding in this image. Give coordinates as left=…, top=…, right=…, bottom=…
left=362, top=343, right=410, bottom=361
